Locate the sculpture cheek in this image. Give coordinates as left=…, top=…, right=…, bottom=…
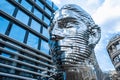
left=69, top=28, right=77, bottom=36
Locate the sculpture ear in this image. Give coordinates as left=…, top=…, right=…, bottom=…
left=88, top=25, right=101, bottom=48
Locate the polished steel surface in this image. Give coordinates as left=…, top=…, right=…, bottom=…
left=49, top=4, right=101, bottom=80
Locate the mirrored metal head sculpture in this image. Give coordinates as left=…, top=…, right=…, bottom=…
left=49, top=4, right=101, bottom=70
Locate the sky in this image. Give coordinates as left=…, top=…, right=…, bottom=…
left=51, top=0, right=120, bottom=72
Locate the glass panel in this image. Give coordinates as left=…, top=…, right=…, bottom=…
left=0, top=76, right=20, bottom=80
left=18, top=64, right=36, bottom=71
left=9, top=24, right=26, bottom=42
left=19, top=71, right=34, bottom=78
left=44, top=16, right=50, bottom=26
left=42, top=27, right=50, bottom=39
left=46, top=0, right=52, bottom=7
left=112, top=49, right=116, bottom=52
left=53, top=4, right=58, bottom=11
left=119, top=54, right=120, bottom=58
left=116, top=44, right=120, bottom=50
left=21, top=0, right=32, bottom=11
left=45, top=7, right=52, bottom=16
left=0, top=66, right=12, bottom=73
left=0, top=58, right=13, bottom=66
left=0, top=0, right=15, bottom=15
left=0, top=16, right=9, bottom=34
left=36, top=0, right=44, bottom=9
left=15, top=0, right=19, bottom=2
left=21, top=52, right=37, bottom=60
left=4, top=47, right=17, bottom=53
left=1, top=53, right=11, bottom=58
left=18, top=57, right=36, bottom=65
left=31, top=19, right=41, bottom=33
left=40, top=40, right=49, bottom=54
left=16, top=10, right=29, bottom=25
left=34, top=8, right=42, bottom=20
left=27, top=33, right=39, bottom=49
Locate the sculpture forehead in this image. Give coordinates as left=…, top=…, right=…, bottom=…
left=53, top=4, right=95, bottom=27
left=54, top=4, right=89, bottom=19
left=54, top=9, right=79, bottom=21
left=61, top=4, right=89, bottom=16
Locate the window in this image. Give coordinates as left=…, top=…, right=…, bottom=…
left=114, top=56, right=119, bottom=63
left=15, top=0, right=19, bottom=2
left=1, top=53, right=11, bottom=58
left=117, top=67, right=120, bottom=72
left=0, top=0, right=15, bottom=15
left=46, top=0, right=52, bottom=7
left=40, top=40, right=49, bottom=54
left=16, top=10, right=29, bottom=25
left=44, top=16, right=50, bottom=26
left=0, top=67, right=12, bottom=74
left=4, top=47, right=17, bottom=53
left=18, top=57, right=36, bottom=65
left=42, top=27, right=50, bottom=39
left=19, top=71, right=34, bottom=78
left=108, top=48, right=111, bottom=53
left=111, top=45, right=116, bottom=53
left=0, top=76, right=20, bottom=80
left=31, top=19, right=41, bottom=33
left=27, top=33, right=39, bottom=49
left=21, top=0, right=32, bottom=11
left=36, top=0, right=44, bottom=9
left=116, top=43, right=120, bottom=50
left=9, top=24, right=26, bottom=42
left=53, top=4, right=58, bottom=11
left=119, top=54, right=120, bottom=58
left=18, top=64, right=36, bottom=72
left=45, top=7, right=52, bottom=16
left=0, top=58, right=13, bottom=66
left=34, top=8, right=42, bottom=20
left=0, top=16, right=9, bottom=34
left=21, top=52, right=37, bottom=60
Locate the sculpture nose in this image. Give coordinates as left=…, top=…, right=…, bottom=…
left=51, top=28, right=65, bottom=40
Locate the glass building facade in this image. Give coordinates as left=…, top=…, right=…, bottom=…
left=0, top=0, right=58, bottom=80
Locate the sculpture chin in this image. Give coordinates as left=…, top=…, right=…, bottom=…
left=52, top=44, right=91, bottom=70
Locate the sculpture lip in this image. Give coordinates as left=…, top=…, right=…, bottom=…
left=51, top=35, right=64, bottom=40
left=56, top=60, right=85, bottom=69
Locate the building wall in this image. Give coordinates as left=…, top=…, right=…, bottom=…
left=0, top=0, right=58, bottom=80
left=107, top=34, right=120, bottom=74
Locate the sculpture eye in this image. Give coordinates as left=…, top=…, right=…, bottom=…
left=66, top=25, right=73, bottom=28
left=58, top=21, right=67, bottom=28
left=66, top=22, right=75, bottom=28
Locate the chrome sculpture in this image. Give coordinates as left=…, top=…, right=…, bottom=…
left=49, top=4, right=101, bottom=80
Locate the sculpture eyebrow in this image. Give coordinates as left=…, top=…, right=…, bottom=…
left=57, top=18, right=79, bottom=28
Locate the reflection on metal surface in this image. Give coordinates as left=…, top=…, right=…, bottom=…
left=49, top=4, right=101, bottom=80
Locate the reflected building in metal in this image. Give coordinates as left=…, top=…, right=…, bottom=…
left=49, top=4, right=102, bottom=80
